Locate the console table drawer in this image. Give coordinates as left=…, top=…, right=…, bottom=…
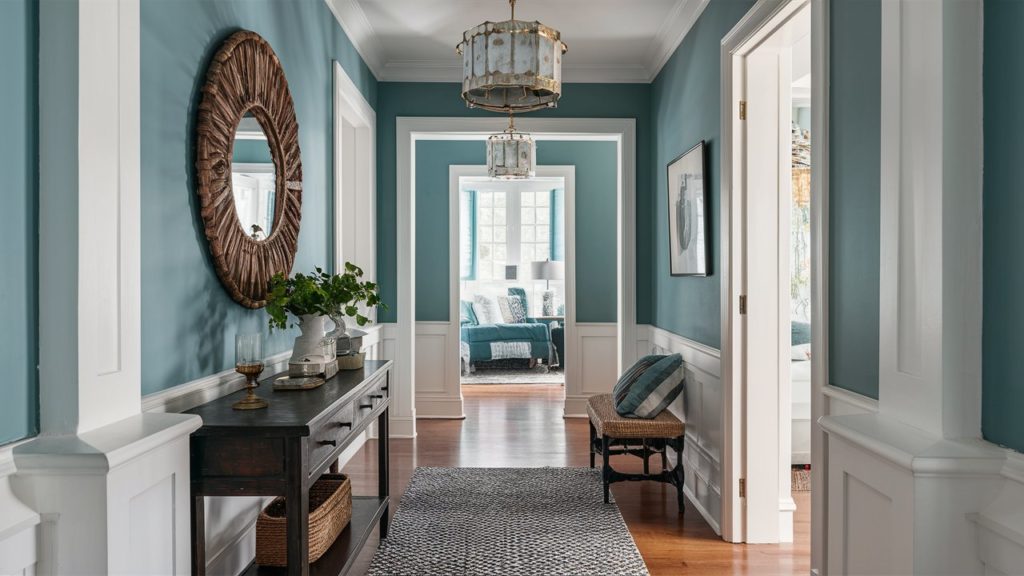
left=354, top=373, right=389, bottom=424
left=308, top=403, right=355, bottom=472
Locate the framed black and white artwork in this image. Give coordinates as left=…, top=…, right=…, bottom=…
left=667, top=141, right=710, bottom=276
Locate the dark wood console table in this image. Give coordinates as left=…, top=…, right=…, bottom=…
left=186, top=360, right=392, bottom=576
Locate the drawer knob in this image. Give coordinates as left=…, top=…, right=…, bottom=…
left=334, top=421, right=352, bottom=429
left=382, top=385, right=389, bottom=391
left=318, top=440, right=337, bottom=447
left=360, top=403, right=372, bottom=409
left=370, top=394, right=383, bottom=399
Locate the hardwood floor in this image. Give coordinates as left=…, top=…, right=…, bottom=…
left=343, top=384, right=811, bottom=575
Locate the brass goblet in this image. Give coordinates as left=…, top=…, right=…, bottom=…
left=232, top=333, right=269, bottom=410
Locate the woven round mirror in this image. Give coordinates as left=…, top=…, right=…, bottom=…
left=196, top=30, right=303, bottom=308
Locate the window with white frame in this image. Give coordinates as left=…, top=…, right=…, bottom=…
left=461, top=184, right=562, bottom=281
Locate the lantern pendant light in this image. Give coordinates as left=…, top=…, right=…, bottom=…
left=487, top=113, right=536, bottom=180
left=457, top=0, right=567, bottom=114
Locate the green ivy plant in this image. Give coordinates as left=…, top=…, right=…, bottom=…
left=266, top=262, right=385, bottom=330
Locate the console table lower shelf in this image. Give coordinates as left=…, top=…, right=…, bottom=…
left=243, top=496, right=389, bottom=576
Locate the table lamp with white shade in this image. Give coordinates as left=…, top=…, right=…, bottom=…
left=531, top=260, right=564, bottom=316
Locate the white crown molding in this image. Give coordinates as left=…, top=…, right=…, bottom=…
left=325, top=0, right=386, bottom=80
left=378, top=60, right=654, bottom=84
left=645, top=0, right=712, bottom=82
left=324, top=0, right=709, bottom=84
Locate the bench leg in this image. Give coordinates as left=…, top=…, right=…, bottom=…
left=642, top=439, right=649, bottom=475
left=675, top=435, right=685, bottom=514
left=589, top=421, right=597, bottom=468
left=602, top=435, right=611, bottom=504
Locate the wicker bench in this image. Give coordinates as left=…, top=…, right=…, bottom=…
left=587, top=394, right=686, bottom=513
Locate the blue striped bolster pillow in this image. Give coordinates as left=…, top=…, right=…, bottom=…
left=612, top=354, right=685, bottom=419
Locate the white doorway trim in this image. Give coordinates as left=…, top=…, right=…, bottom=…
left=396, top=117, right=637, bottom=430
left=720, top=0, right=826, bottom=551
left=448, top=167, right=576, bottom=417
left=332, top=61, right=377, bottom=315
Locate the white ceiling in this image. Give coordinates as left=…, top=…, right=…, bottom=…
left=326, top=0, right=711, bottom=83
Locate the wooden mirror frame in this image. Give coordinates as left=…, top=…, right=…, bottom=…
left=196, top=30, right=303, bottom=308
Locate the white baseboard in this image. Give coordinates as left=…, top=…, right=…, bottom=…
left=415, top=397, right=465, bottom=419
left=389, top=416, right=417, bottom=438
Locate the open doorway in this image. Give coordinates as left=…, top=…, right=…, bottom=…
left=456, top=175, right=569, bottom=388
left=722, top=0, right=814, bottom=547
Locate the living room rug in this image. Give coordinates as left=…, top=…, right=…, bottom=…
left=460, top=366, right=564, bottom=385
left=367, top=467, right=649, bottom=576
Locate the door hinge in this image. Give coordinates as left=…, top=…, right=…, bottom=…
left=739, top=295, right=747, bottom=315
left=739, top=478, right=746, bottom=498
left=739, top=100, right=747, bottom=120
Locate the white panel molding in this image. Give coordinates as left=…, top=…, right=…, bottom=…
left=75, top=0, right=142, bottom=433
left=636, top=324, right=723, bottom=534
left=973, top=452, right=1024, bottom=576
left=878, top=0, right=982, bottom=439
left=13, top=414, right=201, bottom=574
left=414, top=321, right=463, bottom=418
left=822, top=414, right=1006, bottom=575
left=0, top=445, right=40, bottom=576
left=564, top=323, right=618, bottom=417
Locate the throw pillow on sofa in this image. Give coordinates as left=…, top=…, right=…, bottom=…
left=472, top=294, right=503, bottom=325
left=460, top=300, right=479, bottom=325
left=612, top=354, right=685, bottom=419
left=496, top=295, right=528, bottom=323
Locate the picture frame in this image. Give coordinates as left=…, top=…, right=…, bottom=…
left=667, top=140, right=710, bottom=276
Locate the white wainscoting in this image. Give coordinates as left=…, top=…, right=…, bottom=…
left=0, top=446, right=39, bottom=576
left=414, top=321, right=464, bottom=419
left=636, top=325, right=723, bottom=534
left=972, top=452, right=1024, bottom=576
left=564, top=323, right=619, bottom=417
left=12, top=413, right=200, bottom=575
left=821, top=413, right=1007, bottom=576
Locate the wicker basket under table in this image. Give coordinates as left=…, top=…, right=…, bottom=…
left=256, top=474, right=352, bottom=567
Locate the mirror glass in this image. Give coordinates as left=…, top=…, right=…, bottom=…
left=231, top=113, right=277, bottom=241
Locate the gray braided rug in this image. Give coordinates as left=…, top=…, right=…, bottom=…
left=367, top=467, right=649, bottom=576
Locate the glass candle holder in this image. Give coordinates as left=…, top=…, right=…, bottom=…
left=232, top=333, right=268, bottom=410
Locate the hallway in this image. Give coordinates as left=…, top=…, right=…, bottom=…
left=345, top=385, right=810, bottom=575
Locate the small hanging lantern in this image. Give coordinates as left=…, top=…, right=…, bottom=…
left=487, top=114, right=535, bottom=180
left=457, top=0, right=567, bottom=114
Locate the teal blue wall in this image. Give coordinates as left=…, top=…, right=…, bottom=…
left=377, top=82, right=652, bottom=323
left=983, top=0, right=1024, bottom=453
left=415, top=141, right=480, bottom=320
left=650, top=0, right=754, bottom=347
left=414, top=140, right=617, bottom=323
left=0, top=0, right=39, bottom=444
left=828, top=0, right=881, bottom=399
left=140, top=0, right=376, bottom=394
left=232, top=139, right=273, bottom=164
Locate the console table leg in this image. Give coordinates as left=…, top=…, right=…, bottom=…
left=378, top=403, right=390, bottom=538
left=285, top=440, right=310, bottom=576
left=191, top=488, right=206, bottom=576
